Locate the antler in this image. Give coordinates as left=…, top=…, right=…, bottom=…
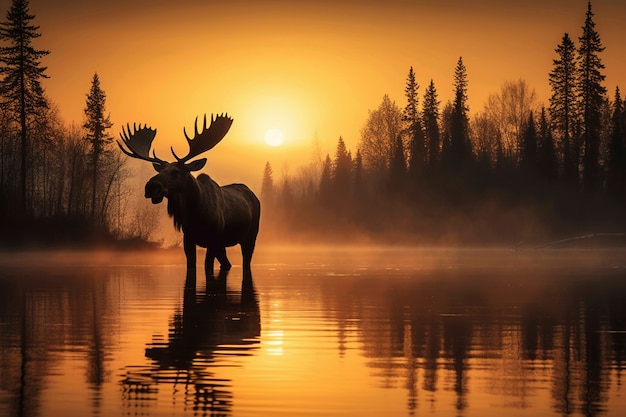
left=117, top=123, right=165, bottom=165
left=172, top=113, right=233, bottom=162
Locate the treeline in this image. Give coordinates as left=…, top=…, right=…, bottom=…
left=0, top=0, right=155, bottom=246
left=261, top=3, right=626, bottom=244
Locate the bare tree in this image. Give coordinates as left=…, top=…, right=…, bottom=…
left=482, top=79, right=538, bottom=162
left=359, top=94, right=404, bottom=177
left=471, top=112, right=501, bottom=169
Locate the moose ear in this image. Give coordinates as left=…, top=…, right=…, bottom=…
left=153, top=162, right=165, bottom=172
left=187, top=158, right=207, bottom=172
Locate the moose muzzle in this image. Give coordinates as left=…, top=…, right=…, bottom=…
left=145, top=180, right=166, bottom=204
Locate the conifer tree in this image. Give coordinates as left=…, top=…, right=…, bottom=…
left=388, top=135, right=406, bottom=194
left=422, top=79, right=441, bottom=171
left=403, top=67, right=426, bottom=179
left=332, top=137, right=352, bottom=199
left=261, top=161, right=274, bottom=205
left=83, top=72, right=113, bottom=227
left=0, top=0, right=49, bottom=210
left=353, top=149, right=363, bottom=200
left=537, top=107, right=558, bottom=182
left=319, top=154, right=332, bottom=204
left=577, top=1, right=606, bottom=193
left=549, top=33, right=579, bottom=185
left=520, top=111, right=537, bottom=171
left=449, top=57, right=471, bottom=169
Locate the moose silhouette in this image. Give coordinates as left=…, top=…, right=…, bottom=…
left=118, top=114, right=261, bottom=278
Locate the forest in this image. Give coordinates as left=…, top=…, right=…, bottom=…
left=260, top=3, right=626, bottom=245
left=0, top=0, right=624, bottom=247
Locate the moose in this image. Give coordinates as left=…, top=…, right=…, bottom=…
left=118, top=114, right=260, bottom=278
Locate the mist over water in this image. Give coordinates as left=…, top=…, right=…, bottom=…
left=1, top=246, right=626, bottom=417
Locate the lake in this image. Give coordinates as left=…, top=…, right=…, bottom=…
left=1, top=246, right=626, bottom=417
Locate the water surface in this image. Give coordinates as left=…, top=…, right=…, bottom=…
left=1, top=247, right=626, bottom=416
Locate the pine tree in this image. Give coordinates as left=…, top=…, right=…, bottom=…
left=261, top=161, right=274, bottom=205
left=520, top=111, right=537, bottom=171
left=332, top=137, right=352, bottom=199
left=353, top=149, right=364, bottom=200
left=549, top=33, right=579, bottom=185
left=0, top=0, right=49, bottom=211
left=577, top=1, right=606, bottom=193
left=403, top=67, right=426, bottom=179
left=319, top=154, right=332, bottom=204
left=83, top=72, right=113, bottom=227
left=388, top=135, right=406, bottom=194
left=537, top=107, right=558, bottom=182
left=449, top=57, right=471, bottom=169
left=422, top=79, right=441, bottom=171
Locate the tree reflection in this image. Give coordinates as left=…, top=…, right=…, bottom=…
left=120, top=270, right=260, bottom=416
left=0, top=267, right=121, bottom=417
left=320, top=269, right=626, bottom=416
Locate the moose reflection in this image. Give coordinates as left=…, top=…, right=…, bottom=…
left=118, top=114, right=261, bottom=278
left=120, top=270, right=260, bottom=414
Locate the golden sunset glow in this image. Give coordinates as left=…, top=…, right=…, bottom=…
left=22, top=0, right=626, bottom=191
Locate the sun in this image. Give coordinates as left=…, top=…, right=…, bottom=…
left=264, top=128, right=284, bottom=147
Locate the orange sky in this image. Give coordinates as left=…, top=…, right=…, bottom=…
left=4, top=0, right=626, bottom=190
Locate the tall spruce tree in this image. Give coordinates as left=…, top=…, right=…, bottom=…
left=549, top=33, right=578, bottom=185
left=0, top=0, right=49, bottom=211
left=353, top=149, right=364, bottom=200
left=332, top=137, right=352, bottom=200
left=520, top=111, right=537, bottom=172
left=403, top=67, right=426, bottom=179
left=261, top=161, right=274, bottom=205
left=537, top=107, right=558, bottom=182
left=319, top=154, right=332, bottom=205
left=422, top=79, right=441, bottom=171
left=449, top=57, right=471, bottom=169
left=83, top=72, right=113, bottom=227
left=388, top=135, right=406, bottom=194
left=577, top=1, right=606, bottom=193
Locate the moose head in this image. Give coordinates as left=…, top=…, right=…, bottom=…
left=117, top=114, right=233, bottom=204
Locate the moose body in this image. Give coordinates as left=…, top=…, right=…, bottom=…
left=119, top=114, right=260, bottom=276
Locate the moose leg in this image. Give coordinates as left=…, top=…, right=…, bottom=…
left=204, top=248, right=216, bottom=277
left=216, top=247, right=232, bottom=271
left=184, top=235, right=197, bottom=281
left=241, top=240, right=256, bottom=274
